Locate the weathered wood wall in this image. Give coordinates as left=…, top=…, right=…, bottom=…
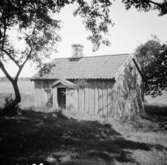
left=33, top=80, right=55, bottom=112
left=33, top=56, right=144, bottom=120
left=33, top=79, right=115, bottom=117
left=107, top=56, right=144, bottom=120
left=65, top=80, right=115, bottom=119
left=61, top=57, right=144, bottom=120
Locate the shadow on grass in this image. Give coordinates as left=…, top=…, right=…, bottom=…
left=145, top=103, right=167, bottom=116
left=0, top=110, right=165, bottom=164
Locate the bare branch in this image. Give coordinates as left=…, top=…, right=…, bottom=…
left=149, top=0, right=162, bottom=8
left=1, top=48, right=20, bottom=67
left=14, top=25, right=35, bottom=81
left=15, top=47, right=32, bottom=80
left=132, top=58, right=146, bottom=82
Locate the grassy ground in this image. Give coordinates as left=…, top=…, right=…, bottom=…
left=0, top=80, right=167, bottom=164
left=0, top=80, right=34, bottom=108
left=0, top=110, right=167, bottom=165
left=145, top=91, right=167, bottom=104
left=144, top=104, right=167, bottom=116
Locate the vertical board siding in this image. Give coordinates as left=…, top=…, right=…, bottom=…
left=77, top=89, right=80, bottom=112
left=35, top=89, right=48, bottom=107
left=88, top=89, right=91, bottom=114
left=77, top=88, right=80, bottom=112
left=34, top=80, right=55, bottom=89
left=108, top=87, right=113, bottom=117
left=34, top=89, right=41, bottom=107
left=106, top=87, right=109, bottom=118
left=98, top=88, right=103, bottom=117
left=66, top=89, right=78, bottom=114
left=103, top=88, right=108, bottom=117
left=93, top=88, right=96, bottom=114
left=94, top=87, right=99, bottom=115
left=89, top=88, right=94, bottom=115
left=84, top=88, right=86, bottom=113
left=36, top=80, right=115, bottom=119
left=101, top=82, right=105, bottom=116
left=66, top=89, right=73, bottom=112
left=52, top=88, right=58, bottom=110
left=79, top=88, right=84, bottom=113
left=85, top=88, right=89, bottom=114
left=106, top=82, right=110, bottom=118
left=73, top=89, right=78, bottom=114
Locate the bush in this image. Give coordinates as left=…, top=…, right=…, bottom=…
left=2, top=94, right=20, bottom=116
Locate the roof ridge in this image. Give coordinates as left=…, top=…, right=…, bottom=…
left=52, top=53, right=130, bottom=60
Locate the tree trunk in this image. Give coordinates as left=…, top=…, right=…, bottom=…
left=3, top=79, right=21, bottom=115
left=12, top=79, right=21, bottom=106
left=0, top=53, right=29, bottom=116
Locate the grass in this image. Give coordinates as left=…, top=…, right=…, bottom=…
left=0, top=80, right=167, bottom=164
left=145, top=91, right=167, bottom=104
left=0, top=80, right=34, bottom=108
left=0, top=80, right=34, bottom=94
left=0, top=110, right=167, bottom=165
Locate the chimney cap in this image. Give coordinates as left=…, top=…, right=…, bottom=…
left=71, top=44, right=84, bottom=58
left=72, top=44, right=83, bottom=47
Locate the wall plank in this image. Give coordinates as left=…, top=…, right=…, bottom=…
left=89, top=88, right=94, bottom=115
left=73, top=89, right=78, bottom=113
left=98, top=88, right=103, bottom=117
left=66, top=89, right=73, bottom=113
left=52, top=88, right=58, bottom=110
left=108, top=87, right=113, bottom=117
left=103, top=88, right=108, bottom=118
left=77, top=88, right=79, bottom=112
left=94, top=87, right=98, bottom=115
left=79, top=88, right=84, bottom=113
left=83, top=88, right=86, bottom=113
left=85, top=88, right=90, bottom=114
left=35, top=89, right=48, bottom=108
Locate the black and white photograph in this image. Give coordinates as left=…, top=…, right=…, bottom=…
left=0, top=0, right=167, bottom=164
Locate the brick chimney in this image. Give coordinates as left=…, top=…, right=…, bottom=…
left=72, top=44, right=83, bottom=58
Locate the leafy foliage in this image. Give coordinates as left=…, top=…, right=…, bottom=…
left=122, top=0, right=167, bottom=16
left=39, top=63, right=56, bottom=76
left=73, top=0, right=113, bottom=50
left=0, top=0, right=61, bottom=69
left=135, top=39, right=167, bottom=96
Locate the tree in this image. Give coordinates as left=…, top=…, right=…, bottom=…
left=0, top=0, right=112, bottom=114
left=122, top=0, right=167, bottom=16
left=135, top=39, right=167, bottom=96
left=0, top=0, right=60, bottom=114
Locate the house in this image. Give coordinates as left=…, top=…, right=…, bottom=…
left=31, top=45, right=144, bottom=120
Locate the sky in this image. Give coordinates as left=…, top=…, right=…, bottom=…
left=0, top=0, right=167, bottom=77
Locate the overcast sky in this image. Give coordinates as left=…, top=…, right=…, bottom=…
left=0, top=1, right=167, bottom=77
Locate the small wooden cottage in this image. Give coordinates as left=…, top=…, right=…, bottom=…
left=31, top=45, right=144, bottom=119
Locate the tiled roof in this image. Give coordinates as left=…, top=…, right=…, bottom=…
left=32, top=54, right=129, bottom=80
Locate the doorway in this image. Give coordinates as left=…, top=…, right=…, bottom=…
left=57, top=88, right=66, bottom=109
